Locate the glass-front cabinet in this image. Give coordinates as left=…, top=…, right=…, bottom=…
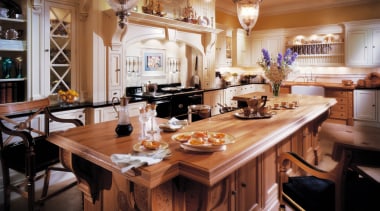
left=43, top=1, right=77, bottom=95
left=0, top=0, right=27, bottom=103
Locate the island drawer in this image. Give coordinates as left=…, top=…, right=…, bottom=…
left=330, top=110, right=348, bottom=119
left=325, top=89, right=348, bottom=98
left=331, top=104, right=347, bottom=112
left=335, top=97, right=347, bottom=105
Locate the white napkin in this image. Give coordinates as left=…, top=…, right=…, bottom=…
left=111, top=154, right=162, bottom=173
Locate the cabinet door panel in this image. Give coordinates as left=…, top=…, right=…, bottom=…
left=346, top=30, right=368, bottom=65
left=354, top=90, right=377, bottom=121
left=45, top=2, right=77, bottom=94
left=371, top=29, right=380, bottom=66
left=237, top=158, right=259, bottom=211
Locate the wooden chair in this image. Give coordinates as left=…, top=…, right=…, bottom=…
left=0, top=98, right=84, bottom=211
left=278, top=151, right=345, bottom=211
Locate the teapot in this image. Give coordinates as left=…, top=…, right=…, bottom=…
left=246, top=96, right=267, bottom=115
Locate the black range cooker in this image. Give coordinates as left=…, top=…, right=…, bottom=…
left=126, top=83, right=204, bottom=120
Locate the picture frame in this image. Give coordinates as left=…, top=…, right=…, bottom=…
left=143, top=50, right=165, bottom=73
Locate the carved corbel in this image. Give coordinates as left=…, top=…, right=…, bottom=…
left=79, top=0, right=90, bottom=22
left=103, top=9, right=128, bottom=50
left=203, top=32, right=216, bottom=55
left=30, top=0, right=42, bottom=14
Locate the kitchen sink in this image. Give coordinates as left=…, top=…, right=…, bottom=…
left=291, top=85, right=325, bottom=96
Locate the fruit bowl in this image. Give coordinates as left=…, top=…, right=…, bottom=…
left=58, top=89, right=79, bottom=106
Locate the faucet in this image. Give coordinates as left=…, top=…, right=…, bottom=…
left=304, top=70, right=317, bottom=82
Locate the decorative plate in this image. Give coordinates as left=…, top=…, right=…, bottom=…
left=198, top=16, right=210, bottom=27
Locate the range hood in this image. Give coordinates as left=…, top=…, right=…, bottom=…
left=104, top=11, right=220, bottom=55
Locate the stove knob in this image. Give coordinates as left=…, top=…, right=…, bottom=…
left=178, top=104, right=183, bottom=109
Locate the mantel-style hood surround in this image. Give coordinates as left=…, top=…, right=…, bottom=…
left=104, top=10, right=220, bottom=56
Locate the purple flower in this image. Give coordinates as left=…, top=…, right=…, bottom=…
left=277, top=53, right=282, bottom=67
left=262, top=48, right=271, bottom=66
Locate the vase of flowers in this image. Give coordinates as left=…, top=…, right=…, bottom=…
left=258, top=48, right=298, bottom=97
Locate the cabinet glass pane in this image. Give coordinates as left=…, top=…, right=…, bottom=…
left=49, top=7, right=72, bottom=93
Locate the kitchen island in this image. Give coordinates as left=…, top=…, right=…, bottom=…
left=48, top=93, right=336, bottom=211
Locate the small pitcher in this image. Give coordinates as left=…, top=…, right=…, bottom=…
left=112, top=96, right=133, bottom=136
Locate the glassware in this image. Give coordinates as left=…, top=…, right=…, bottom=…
left=146, top=103, right=161, bottom=141
left=113, top=96, right=133, bottom=136
left=138, top=107, right=150, bottom=141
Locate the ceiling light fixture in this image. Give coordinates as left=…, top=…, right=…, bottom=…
left=107, top=0, right=138, bottom=29
left=233, top=0, right=263, bottom=36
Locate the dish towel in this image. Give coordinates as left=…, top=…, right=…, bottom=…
left=111, top=154, right=162, bottom=173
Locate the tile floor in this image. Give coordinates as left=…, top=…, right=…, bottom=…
left=5, top=171, right=82, bottom=211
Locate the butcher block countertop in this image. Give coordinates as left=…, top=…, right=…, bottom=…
left=48, top=94, right=337, bottom=189
left=282, top=81, right=356, bottom=90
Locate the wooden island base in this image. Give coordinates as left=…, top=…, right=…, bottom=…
left=50, top=94, right=336, bottom=210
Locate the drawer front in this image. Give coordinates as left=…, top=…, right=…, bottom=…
left=331, top=104, right=347, bottom=112
left=335, top=97, right=347, bottom=105
left=326, top=90, right=348, bottom=98
left=329, top=111, right=347, bottom=119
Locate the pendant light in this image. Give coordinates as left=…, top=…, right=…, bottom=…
left=233, top=0, right=263, bottom=36
left=107, top=0, right=138, bottom=29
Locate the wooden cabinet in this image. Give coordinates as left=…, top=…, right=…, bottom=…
left=354, top=89, right=377, bottom=122
left=0, top=0, right=28, bottom=103
left=345, top=20, right=380, bottom=67
left=325, top=88, right=354, bottom=125
left=204, top=89, right=224, bottom=116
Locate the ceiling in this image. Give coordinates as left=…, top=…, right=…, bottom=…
left=216, top=0, right=378, bottom=16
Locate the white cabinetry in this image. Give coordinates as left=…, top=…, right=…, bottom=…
left=42, top=1, right=78, bottom=95
left=224, top=84, right=270, bottom=110
left=225, top=87, right=239, bottom=107
left=354, top=89, right=377, bottom=121
left=345, top=20, right=380, bottom=67
left=251, top=30, right=285, bottom=67
left=204, top=90, right=224, bottom=116
left=215, top=29, right=232, bottom=68
left=90, top=101, right=147, bottom=124
left=233, top=29, right=251, bottom=67
left=50, top=109, right=86, bottom=132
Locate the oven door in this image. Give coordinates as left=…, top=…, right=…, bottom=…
left=171, top=93, right=203, bottom=120
left=155, top=99, right=171, bottom=119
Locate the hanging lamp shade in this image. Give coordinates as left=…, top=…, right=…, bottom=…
left=234, top=0, right=262, bottom=36
left=107, top=0, right=138, bottom=28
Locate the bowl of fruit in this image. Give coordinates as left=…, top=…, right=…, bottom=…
left=58, top=89, right=79, bottom=106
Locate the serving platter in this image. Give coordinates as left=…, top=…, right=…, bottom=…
left=180, top=143, right=227, bottom=152
left=172, top=131, right=235, bottom=152
left=234, top=112, right=272, bottom=119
